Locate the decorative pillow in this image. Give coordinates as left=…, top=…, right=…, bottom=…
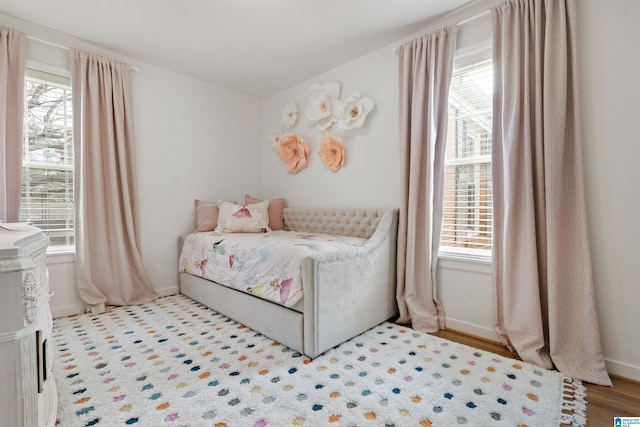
left=215, top=201, right=233, bottom=232
left=194, top=199, right=219, bottom=232
left=245, top=194, right=285, bottom=231
left=215, top=200, right=271, bottom=233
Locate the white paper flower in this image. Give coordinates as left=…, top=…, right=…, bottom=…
left=268, top=130, right=283, bottom=149
left=337, top=93, right=374, bottom=129
left=305, top=82, right=341, bottom=130
left=280, top=102, right=298, bottom=128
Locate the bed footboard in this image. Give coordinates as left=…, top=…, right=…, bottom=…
left=301, top=208, right=399, bottom=358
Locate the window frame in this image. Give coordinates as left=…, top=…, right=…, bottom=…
left=21, top=63, right=75, bottom=254
left=439, top=42, right=493, bottom=262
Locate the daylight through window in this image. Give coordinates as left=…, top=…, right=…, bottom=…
left=21, top=69, right=74, bottom=251
left=440, top=58, right=493, bottom=258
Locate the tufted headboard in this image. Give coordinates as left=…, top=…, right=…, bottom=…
left=282, top=208, right=392, bottom=239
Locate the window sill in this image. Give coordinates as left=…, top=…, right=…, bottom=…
left=438, top=251, right=492, bottom=275
left=46, top=250, right=75, bottom=264
left=439, top=251, right=491, bottom=263
left=46, top=243, right=75, bottom=255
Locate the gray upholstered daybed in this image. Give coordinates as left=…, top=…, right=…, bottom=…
left=178, top=208, right=398, bottom=358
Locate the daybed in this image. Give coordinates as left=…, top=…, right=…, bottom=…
left=178, top=207, right=398, bottom=358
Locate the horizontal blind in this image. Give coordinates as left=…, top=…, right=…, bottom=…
left=440, top=58, right=492, bottom=258
left=21, top=69, right=74, bottom=250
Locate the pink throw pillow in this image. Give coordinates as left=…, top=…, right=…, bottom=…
left=195, top=199, right=218, bottom=232
left=245, top=194, right=285, bottom=230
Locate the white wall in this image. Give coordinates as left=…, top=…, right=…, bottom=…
left=133, top=65, right=261, bottom=296
left=578, top=0, right=640, bottom=381
left=1, top=15, right=262, bottom=317
left=259, top=0, right=640, bottom=381
left=259, top=47, right=400, bottom=208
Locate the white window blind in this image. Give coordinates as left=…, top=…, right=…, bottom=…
left=440, top=58, right=493, bottom=259
left=21, top=69, right=74, bottom=251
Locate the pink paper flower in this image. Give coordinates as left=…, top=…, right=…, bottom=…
left=276, top=133, right=309, bottom=173
left=318, top=134, right=345, bottom=172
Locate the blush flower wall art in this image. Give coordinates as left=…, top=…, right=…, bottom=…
left=276, top=133, right=309, bottom=174
left=304, top=81, right=374, bottom=131
left=318, top=134, right=345, bottom=172
left=337, top=93, right=374, bottom=129
left=268, top=130, right=283, bottom=149
left=280, top=102, right=298, bottom=128
left=305, top=82, right=341, bottom=130
left=272, top=81, right=374, bottom=174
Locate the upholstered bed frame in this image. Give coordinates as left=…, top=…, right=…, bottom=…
left=179, top=207, right=399, bottom=358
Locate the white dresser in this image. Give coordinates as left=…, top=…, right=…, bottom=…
left=0, top=224, right=57, bottom=427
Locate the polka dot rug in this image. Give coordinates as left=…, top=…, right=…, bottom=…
left=53, top=294, right=586, bottom=426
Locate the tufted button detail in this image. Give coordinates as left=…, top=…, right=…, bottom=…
left=282, top=208, right=386, bottom=238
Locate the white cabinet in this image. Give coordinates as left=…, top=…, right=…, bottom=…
left=0, top=224, right=57, bottom=427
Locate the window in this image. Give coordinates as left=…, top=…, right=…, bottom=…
left=440, top=56, right=493, bottom=259
left=21, top=69, right=74, bottom=251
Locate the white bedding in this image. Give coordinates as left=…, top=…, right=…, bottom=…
left=179, top=230, right=366, bottom=307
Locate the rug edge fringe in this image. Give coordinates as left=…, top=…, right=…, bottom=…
left=560, top=377, right=587, bottom=427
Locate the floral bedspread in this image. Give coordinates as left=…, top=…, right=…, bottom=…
left=179, top=230, right=366, bottom=307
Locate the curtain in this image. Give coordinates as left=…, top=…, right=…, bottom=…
left=0, top=26, right=25, bottom=223
left=70, top=49, right=157, bottom=314
left=396, top=26, right=457, bottom=332
left=492, top=0, right=611, bottom=386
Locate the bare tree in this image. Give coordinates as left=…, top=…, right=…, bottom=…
left=21, top=78, right=74, bottom=247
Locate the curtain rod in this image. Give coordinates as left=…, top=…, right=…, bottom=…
left=458, top=9, right=490, bottom=27
left=392, top=9, right=491, bottom=53
left=26, top=35, right=139, bottom=71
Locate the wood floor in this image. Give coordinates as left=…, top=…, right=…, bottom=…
left=432, top=329, right=640, bottom=427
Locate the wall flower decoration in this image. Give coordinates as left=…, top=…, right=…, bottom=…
left=337, top=93, right=374, bottom=129
left=318, top=134, right=345, bottom=172
left=281, top=102, right=298, bottom=128
left=268, top=130, right=283, bottom=149
left=276, top=133, right=309, bottom=174
left=305, top=82, right=341, bottom=130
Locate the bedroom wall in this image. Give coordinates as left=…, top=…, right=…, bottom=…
left=259, top=0, right=640, bottom=381
left=258, top=48, right=399, bottom=208
left=133, top=65, right=261, bottom=299
left=578, top=0, right=640, bottom=381
left=0, top=14, right=262, bottom=317
left=258, top=0, right=500, bottom=338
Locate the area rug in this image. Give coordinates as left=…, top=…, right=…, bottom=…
left=53, top=294, right=586, bottom=426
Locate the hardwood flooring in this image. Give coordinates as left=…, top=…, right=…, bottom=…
left=432, top=329, right=640, bottom=427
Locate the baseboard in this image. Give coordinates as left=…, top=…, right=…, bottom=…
left=52, top=304, right=85, bottom=319
left=444, top=317, right=501, bottom=342
left=52, top=286, right=180, bottom=319
left=605, top=357, right=640, bottom=382
left=156, top=286, right=179, bottom=297
left=445, top=317, right=640, bottom=383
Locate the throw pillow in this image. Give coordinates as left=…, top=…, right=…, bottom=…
left=245, top=194, right=285, bottom=230
left=216, top=200, right=271, bottom=233
left=195, top=199, right=218, bottom=232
